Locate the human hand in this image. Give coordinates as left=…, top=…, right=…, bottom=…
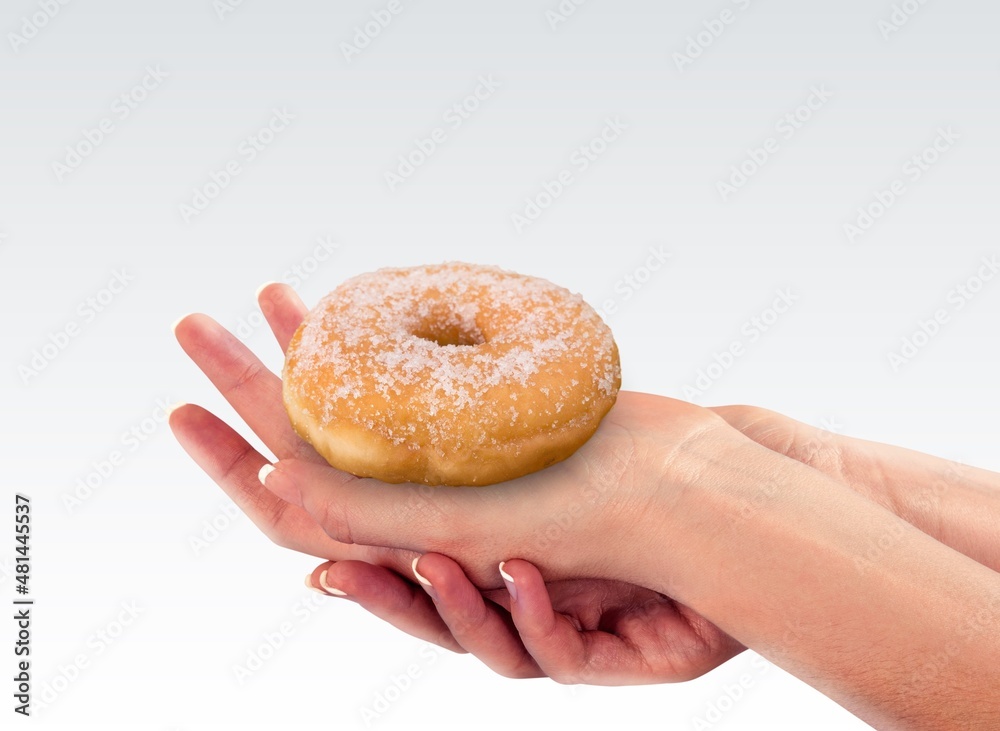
left=307, top=406, right=1000, bottom=692
left=305, top=553, right=743, bottom=684
left=300, top=406, right=933, bottom=687
left=284, top=400, right=1000, bottom=731
left=299, top=407, right=859, bottom=684
left=171, top=283, right=1000, bottom=701
left=170, top=283, right=744, bottom=665
left=258, top=379, right=751, bottom=592
left=169, top=286, right=422, bottom=579
left=172, top=282, right=917, bottom=594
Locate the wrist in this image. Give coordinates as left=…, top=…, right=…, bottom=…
left=626, top=422, right=785, bottom=599
left=710, top=406, right=924, bottom=525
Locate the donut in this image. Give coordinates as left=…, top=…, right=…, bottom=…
left=281, top=263, right=621, bottom=486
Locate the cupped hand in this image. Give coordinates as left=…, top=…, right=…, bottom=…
left=177, top=283, right=943, bottom=689
left=172, top=282, right=740, bottom=592
left=258, top=383, right=730, bottom=591
left=306, top=554, right=743, bottom=684
left=241, top=284, right=769, bottom=592
left=299, top=405, right=907, bottom=686
left=169, top=283, right=745, bottom=667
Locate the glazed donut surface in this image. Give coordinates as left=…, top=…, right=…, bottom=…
left=282, top=263, right=621, bottom=486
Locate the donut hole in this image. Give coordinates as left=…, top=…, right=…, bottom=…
left=411, top=302, right=486, bottom=348
left=412, top=322, right=485, bottom=348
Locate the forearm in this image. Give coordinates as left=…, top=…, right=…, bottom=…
left=846, top=437, right=1000, bottom=573
left=639, top=438, right=1000, bottom=730
left=717, top=406, right=1000, bottom=573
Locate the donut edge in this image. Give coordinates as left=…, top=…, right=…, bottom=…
left=282, top=365, right=621, bottom=487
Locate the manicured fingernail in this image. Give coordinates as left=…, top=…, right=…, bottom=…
left=319, top=570, right=347, bottom=597
left=412, top=557, right=438, bottom=600
left=255, top=281, right=280, bottom=299
left=304, top=573, right=326, bottom=596
left=166, top=401, right=186, bottom=417
left=258, top=463, right=301, bottom=506
left=499, top=561, right=517, bottom=602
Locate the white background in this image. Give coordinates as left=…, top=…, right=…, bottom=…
left=2, top=1, right=998, bottom=729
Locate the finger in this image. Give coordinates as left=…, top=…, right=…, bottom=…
left=412, top=554, right=542, bottom=679
left=169, top=403, right=364, bottom=561
left=501, top=559, right=643, bottom=686
left=173, top=312, right=323, bottom=464
left=670, top=602, right=746, bottom=678
left=257, top=282, right=310, bottom=353
left=306, top=561, right=466, bottom=654
left=259, top=458, right=491, bottom=563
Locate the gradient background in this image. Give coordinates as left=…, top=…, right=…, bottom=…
left=2, top=1, right=998, bottom=729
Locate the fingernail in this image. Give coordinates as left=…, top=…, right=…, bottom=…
left=255, top=281, right=280, bottom=299
left=499, top=561, right=517, bottom=602
left=319, top=570, right=347, bottom=597
left=304, top=573, right=326, bottom=596
left=412, top=557, right=438, bottom=601
left=166, top=401, right=186, bottom=418
left=258, top=463, right=301, bottom=506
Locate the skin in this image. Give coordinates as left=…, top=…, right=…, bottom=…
left=171, top=284, right=1000, bottom=729
left=171, top=287, right=742, bottom=670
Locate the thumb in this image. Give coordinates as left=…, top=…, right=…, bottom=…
left=258, top=458, right=477, bottom=551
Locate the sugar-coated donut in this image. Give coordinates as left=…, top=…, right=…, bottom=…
left=282, top=263, right=621, bottom=486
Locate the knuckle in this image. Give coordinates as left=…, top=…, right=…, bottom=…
left=261, top=501, right=293, bottom=549
left=430, top=629, right=461, bottom=653
left=525, top=625, right=562, bottom=650
left=446, top=604, right=490, bottom=639
left=317, top=497, right=354, bottom=545
left=789, top=431, right=845, bottom=475
left=549, top=668, right=579, bottom=685
left=406, top=488, right=470, bottom=555
left=218, top=443, right=257, bottom=487
left=230, top=358, right=266, bottom=395
left=433, top=509, right=467, bottom=549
